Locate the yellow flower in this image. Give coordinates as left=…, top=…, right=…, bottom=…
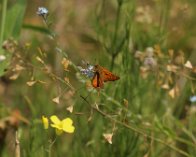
left=50, top=115, right=75, bottom=135
left=42, top=116, right=49, bottom=129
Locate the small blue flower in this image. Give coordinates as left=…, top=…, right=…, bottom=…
left=37, top=7, right=48, bottom=16
left=190, top=96, right=196, bottom=103
left=79, top=64, right=94, bottom=78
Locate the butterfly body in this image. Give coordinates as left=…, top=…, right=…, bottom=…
left=92, top=65, right=120, bottom=88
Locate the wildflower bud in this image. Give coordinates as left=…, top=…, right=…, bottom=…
left=145, top=47, right=154, bottom=57
left=143, top=57, right=157, bottom=70
left=42, top=116, right=49, bottom=129
left=37, top=7, right=49, bottom=21
left=37, top=7, right=48, bottom=16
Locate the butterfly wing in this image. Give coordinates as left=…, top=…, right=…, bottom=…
left=92, top=72, right=104, bottom=88
left=100, top=67, right=120, bottom=82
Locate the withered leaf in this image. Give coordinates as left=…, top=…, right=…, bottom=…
left=52, top=96, right=60, bottom=104
left=184, top=60, right=193, bottom=69
left=103, top=133, right=113, bottom=144
left=66, top=105, right=73, bottom=113
left=26, top=81, right=37, bottom=86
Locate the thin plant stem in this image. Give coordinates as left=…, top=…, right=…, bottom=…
left=158, top=0, right=170, bottom=44
left=112, top=0, right=122, bottom=48
left=111, top=0, right=123, bottom=69
left=80, top=95, right=191, bottom=157
left=48, top=137, right=57, bottom=157
left=101, top=91, right=196, bottom=149
left=94, top=105, right=191, bottom=157
left=15, top=131, right=20, bottom=157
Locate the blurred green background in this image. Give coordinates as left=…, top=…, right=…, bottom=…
left=0, top=0, right=195, bottom=157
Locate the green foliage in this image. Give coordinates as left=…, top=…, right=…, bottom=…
left=0, top=0, right=27, bottom=76
left=0, top=0, right=196, bottom=157
left=3, top=0, right=27, bottom=39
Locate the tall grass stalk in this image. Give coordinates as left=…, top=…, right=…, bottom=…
left=110, top=0, right=123, bottom=69
left=158, top=0, right=171, bottom=45
left=0, top=0, right=7, bottom=46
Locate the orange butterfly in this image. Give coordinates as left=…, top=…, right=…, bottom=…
left=92, top=64, right=120, bottom=88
